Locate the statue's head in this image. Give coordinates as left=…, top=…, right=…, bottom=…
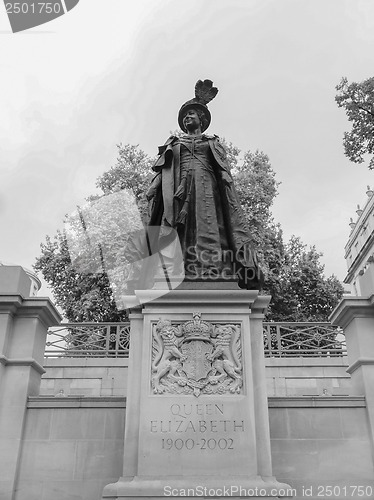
left=178, top=79, right=218, bottom=133
left=180, top=105, right=209, bottom=133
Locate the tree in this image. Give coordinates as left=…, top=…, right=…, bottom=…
left=229, top=146, right=284, bottom=295
left=34, top=144, right=155, bottom=322
left=35, top=141, right=343, bottom=323
left=94, top=143, right=155, bottom=222
left=335, top=76, right=374, bottom=169
left=267, top=236, right=343, bottom=321
left=34, top=232, right=127, bottom=322
left=228, top=149, right=343, bottom=320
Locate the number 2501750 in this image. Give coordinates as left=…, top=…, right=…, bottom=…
left=6, top=3, right=62, bottom=14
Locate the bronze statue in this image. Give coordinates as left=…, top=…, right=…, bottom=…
left=145, top=79, right=261, bottom=289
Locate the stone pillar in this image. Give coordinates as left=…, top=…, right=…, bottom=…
left=122, top=306, right=144, bottom=479
left=250, top=297, right=275, bottom=481
left=0, top=267, right=61, bottom=499
left=330, top=295, right=374, bottom=452
left=102, top=287, right=290, bottom=499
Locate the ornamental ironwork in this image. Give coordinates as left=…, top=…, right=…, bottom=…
left=263, top=322, right=346, bottom=357
left=45, top=323, right=130, bottom=357
left=46, top=321, right=345, bottom=359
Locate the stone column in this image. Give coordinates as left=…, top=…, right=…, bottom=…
left=122, top=306, right=144, bottom=479
left=250, top=296, right=274, bottom=481
left=103, top=286, right=291, bottom=499
left=330, top=295, right=374, bottom=451
left=0, top=267, right=61, bottom=498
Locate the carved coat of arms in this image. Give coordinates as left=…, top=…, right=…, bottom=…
left=151, top=312, right=242, bottom=397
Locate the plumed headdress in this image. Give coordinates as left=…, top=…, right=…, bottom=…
left=178, top=79, right=218, bottom=132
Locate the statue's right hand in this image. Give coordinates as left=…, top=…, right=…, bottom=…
left=221, top=171, right=233, bottom=186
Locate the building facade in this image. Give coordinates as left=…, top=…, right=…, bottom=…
left=344, top=187, right=374, bottom=295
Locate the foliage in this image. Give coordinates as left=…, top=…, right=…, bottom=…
left=266, top=236, right=343, bottom=321
left=335, top=76, right=374, bottom=169
left=230, top=148, right=282, bottom=284
left=222, top=142, right=343, bottom=320
left=221, top=141, right=287, bottom=304
left=34, top=232, right=127, bottom=322
left=34, top=143, right=154, bottom=322
left=97, top=143, right=154, bottom=197
left=35, top=141, right=343, bottom=323
left=95, top=143, right=155, bottom=221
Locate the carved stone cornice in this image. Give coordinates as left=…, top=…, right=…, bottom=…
left=329, top=294, right=374, bottom=329
left=250, top=295, right=271, bottom=317
left=140, top=288, right=260, bottom=306
left=0, top=295, right=61, bottom=327
left=0, top=354, right=45, bottom=374
left=27, top=396, right=126, bottom=408
left=268, top=396, right=366, bottom=408
left=346, top=357, right=374, bottom=375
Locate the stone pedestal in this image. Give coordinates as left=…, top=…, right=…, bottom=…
left=0, top=267, right=61, bottom=498
left=330, top=295, right=374, bottom=453
left=102, top=287, right=291, bottom=499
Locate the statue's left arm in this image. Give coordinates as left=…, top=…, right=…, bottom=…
left=146, top=172, right=162, bottom=201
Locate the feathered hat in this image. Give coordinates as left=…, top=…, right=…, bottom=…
left=178, top=79, right=218, bottom=133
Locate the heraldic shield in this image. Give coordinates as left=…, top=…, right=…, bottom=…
left=181, top=340, right=213, bottom=382
left=151, top=312, right=243, bottom=397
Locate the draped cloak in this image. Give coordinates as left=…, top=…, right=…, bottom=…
left=146, top=134, right=262, bottom=290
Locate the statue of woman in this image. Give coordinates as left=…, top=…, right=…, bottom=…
left=146, top=79, right=261, bottom=289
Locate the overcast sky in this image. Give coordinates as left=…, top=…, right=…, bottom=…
left=1, top=0, right=374, bottom=296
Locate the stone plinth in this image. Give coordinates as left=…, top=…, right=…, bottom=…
left=330, top=295, right=374, bottom=457
left=0, top=267, right=61, bottom=499
left=330, top=295, right=374, bottom=395
left=0, top=265, right=32, bottom=296
left=102, top=287, right=291, bottom=499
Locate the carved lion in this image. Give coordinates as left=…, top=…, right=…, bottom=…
left=151, top=320, right=186, bottom=393
left=208, top=324, right=242, bottom=393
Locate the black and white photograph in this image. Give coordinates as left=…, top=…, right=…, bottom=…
left=1, top=1, right=374, bottom=499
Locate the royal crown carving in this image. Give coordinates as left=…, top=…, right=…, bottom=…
left=151, top=312, right=242, bottom=397
left=181, top=312, right=212, bottom=341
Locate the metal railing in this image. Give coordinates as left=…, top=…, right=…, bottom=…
left=46, top=321, right=346, bottom=358
left=263, top=322, right=346, bottom=357
left=45, top=323, right=130, bottom=358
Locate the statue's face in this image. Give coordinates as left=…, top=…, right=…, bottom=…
left=183, top=108, right=201, bottom=131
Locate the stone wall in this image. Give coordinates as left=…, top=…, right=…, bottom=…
left=3, top=267, right=374, bottom=500
left=13, top=395, right=374, bottom=500
left=40, top=356, right=350, bottom=398
left=269, top=396, right=374, bottom=497
left=14, top=397, right=125, bottom=500
left=266, top=357, right=351, bottom=397
left=40, top=358, right=129, bottom=397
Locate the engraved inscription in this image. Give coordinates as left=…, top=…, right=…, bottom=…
left=149, top=402, right=246, bottom=451
left=150, top=419, right=245, bottom=434
left=161, top=438, right=234, bottom=450
left=151, top=313, right=242, bottom=396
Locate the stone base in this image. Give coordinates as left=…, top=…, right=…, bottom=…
left=102, top=288, right=293, bottom=499
left=153, top=275, right=240, bottom=290
left=102, top=475, right=293, bottom=499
